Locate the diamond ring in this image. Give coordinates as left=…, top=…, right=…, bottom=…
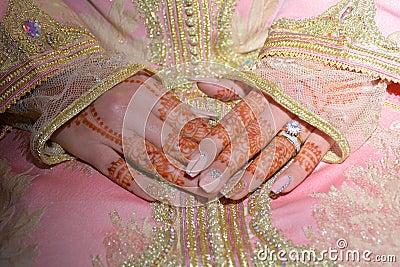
left=278, top=120, right=302, bottom=154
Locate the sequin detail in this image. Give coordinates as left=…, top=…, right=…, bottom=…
left=22, top=20, right=41, bottom=39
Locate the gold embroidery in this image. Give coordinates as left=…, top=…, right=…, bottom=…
left=261, top=0, right=400, bottom=83
left=184, top=197, right=199, bottom=267
left=197, top=204, right=213, bottom=266
left=249, top=180, right=337, bottom=266
left=384, top=100, right=400, bottom=112
left=304, top=126, right=400, bottom=266
left=0, top=0, right=101, bottom=112
left=230, top=203, right=251, bottom=266
left=132, top=0, right=167, bottom=65
left=212, top=0, right=260, bottom=68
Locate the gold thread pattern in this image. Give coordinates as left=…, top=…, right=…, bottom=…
left=260, top=0, right=400, bottom=83
left=0, top=0, right=101, bottom=112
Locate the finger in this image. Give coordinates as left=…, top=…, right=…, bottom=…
left=227, top=121, right=313, bottom=200
left=124, top=103, right=199, bottom=163
left=192, top=78, right=252, bottom=101
left=123, top=132, right=198, bottom=188
left=123, top=132, right=218, bottom=198
left=128, top=75, right=215, bottom=142
left=186, top=90, right=268, bottom=176
left=269, top=129, right=333, bottom=199
left=196, top=97, right=307, bottom=194
left=196, top=107, right=274, bottom=193
left=80, top=142, right=156, bottom=201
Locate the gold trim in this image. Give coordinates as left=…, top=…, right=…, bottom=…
left=228, top=71, right=350, bottom=163
left=166, top=0, right=181, bottom=65
left=197, top=205, right=213, bottom=266
left=230, top=203, right=250, bottom=267
left=201, top=0, right=211, bottom=61
left=384, top=101, right=400, bottom=112
left=0, top=43, right=102, bottom=113
left=261, top=0, right=400, bottom=83
left=34, top=64, right=148, bottom=165
left=185, top=200, right=199, bottom=266
left=218, top=203, right=236, bottom=266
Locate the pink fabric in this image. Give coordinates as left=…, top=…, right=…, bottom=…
left=2, top=132, right=151, bottom=266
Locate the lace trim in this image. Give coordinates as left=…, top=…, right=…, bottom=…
left=304, top=124, right=400, bottom=266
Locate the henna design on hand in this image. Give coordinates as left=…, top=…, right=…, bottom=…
left=266, top=136, right=296, bottom=178
left=67, top=105, right=122, bottom=146
left=108, top=158, right=134, bottom=190
left=214, top=87, right=240, bottom=101
left=293, top=141, right=322, bottom=173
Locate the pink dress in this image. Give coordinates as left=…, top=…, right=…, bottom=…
left=1, top=0, right=399, bottom=266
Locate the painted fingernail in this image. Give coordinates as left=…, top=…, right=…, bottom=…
left=186, top=152, right=207, bottom=177
left=199, top=168, right=222, bottom=193
left=269, top=175, right=293, bottom=199
left=186, top=138, right=218, bottom=177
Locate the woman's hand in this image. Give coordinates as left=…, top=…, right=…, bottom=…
left=51, top=73, right=214, bottom=200
left=188, top=78, right=334, bottom=199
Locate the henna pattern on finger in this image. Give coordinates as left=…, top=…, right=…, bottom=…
left=180, top=118, right=211, bottom=142
left=207, top=91, right=268, bottom=151
left=210, top=124, right=230, bottom=147
left=108, top=158, right=134, bottom=190
left=124, top=134, right=187, bottom=186
left=293, top=141, right=322, bottom=173
left=161, top=131, right=198, bottom=163
left=214, top=87, right=240, bottom=101
left=145, top=142, right=185, bottom=186
left=266, top=136, right=296, bottom=178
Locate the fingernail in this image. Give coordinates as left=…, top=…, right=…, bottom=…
left=222, top=171, right=246, bottom=198
left=199, top=168, right=222, bottom=193
left=269, top=175, right=293, bottom=199
left=186, top=152, right=208, bottom=177
left=186, top=138, right=218, bottom=177
left=189, top=78, right=246, bottom=98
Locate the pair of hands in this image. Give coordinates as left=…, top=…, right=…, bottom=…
left=52, top=73, right=333, bottom=201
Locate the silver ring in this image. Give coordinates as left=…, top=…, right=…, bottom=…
left=285, top=120, right=301, bottom=136
left=279, top=131, right=301, bottom=153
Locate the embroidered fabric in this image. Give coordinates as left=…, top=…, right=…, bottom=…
left=304, top=123, right=400, bottom=266
left=1, top=53, right=135, bottom=164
